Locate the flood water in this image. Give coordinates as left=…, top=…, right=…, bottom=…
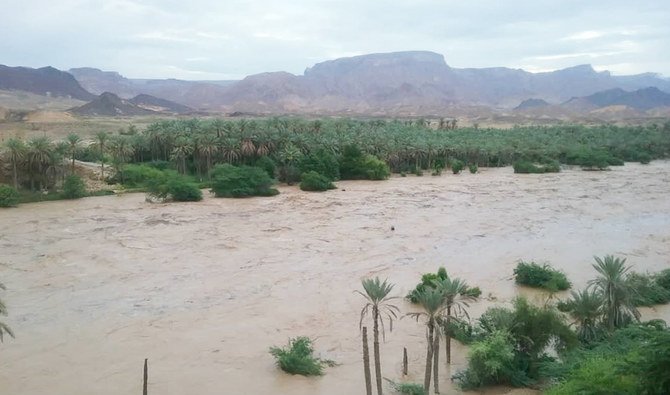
left=1, top=162, right=669, bottom=394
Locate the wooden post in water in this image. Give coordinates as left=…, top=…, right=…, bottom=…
left=143, top=358, right=148, bottom=395
left=362, top=327, right=372, bottom=395
left=402, top=347, right=408, bottom=376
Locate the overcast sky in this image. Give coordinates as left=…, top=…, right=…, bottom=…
left=1, top=0, right=668, bottom=80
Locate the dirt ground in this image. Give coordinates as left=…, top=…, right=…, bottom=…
left=1, top=162, right=669, bottom=394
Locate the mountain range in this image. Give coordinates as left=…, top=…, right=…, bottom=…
left=2, top=51, right=670, bottom=117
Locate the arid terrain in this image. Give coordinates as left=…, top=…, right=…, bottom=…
left=1, top=162, right=669, bottom=394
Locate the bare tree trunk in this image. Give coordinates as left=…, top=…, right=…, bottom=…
left=373, top=306, right=383, bottom=395
left=362, top=327, right=373, bottom=395
left=143, top=358, right=148, bottom=395
left=433, top=331, right=440, bottom=394
left=12, top=161, right=18, bottom=189
left=424, top=322, right=434, bottom=392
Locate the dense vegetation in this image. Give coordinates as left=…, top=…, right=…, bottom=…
left=269, top=337, right=335, bottom=376
left=513, top=261, right=571, bottom=291
left=2, top=119, right=669, bottom=206
left=350, top=255, right=670, bottom=394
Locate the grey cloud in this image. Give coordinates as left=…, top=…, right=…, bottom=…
left=0, top=0, right=668, bottom=79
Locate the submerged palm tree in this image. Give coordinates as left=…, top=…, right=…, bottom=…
left=358, top=278, right=399, bottom=395
left=588, top=255, right=640, bottom=330
left=565, top=289, right=603, bottom=342
left=434, top=276, right=475, bottom=365
left=0, top=282, right=14, bottom=342
left=408, top=287, right=445, bottom=393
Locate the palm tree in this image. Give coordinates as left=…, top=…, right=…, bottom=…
left=171, top=137, right=193, bottom=175
left=95, top=131, right=108, bottom=179
left=66, top=133, right=81, bottom=174
left=26, top=136, right=53, bottom=191
left=0, top=282, right=14, bottom=342
left=588, top=255, right=640, bottom=330
left=434, top=276, right=475, bottom=365
left=3, top=138, right=26, bottom=189
left=358, top=278, right=399, bottom=395
left=564, top=289, right=603, bottom=342
left=109, top=136, right=134, bottom=182
left=408, top=287, right=445, bottom=393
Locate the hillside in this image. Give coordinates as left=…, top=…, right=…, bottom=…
left=69, top=92, right=157, bottom=116
left=576, top=87, right=670, bottom=110
left=0, top=65, right=95, bottom=101
left=69, top=67, right=234, bottom=109
left=129, top=94, right=194, bottom=114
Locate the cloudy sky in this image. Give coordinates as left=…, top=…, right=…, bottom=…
left=1, top=0, right=668, bottom=80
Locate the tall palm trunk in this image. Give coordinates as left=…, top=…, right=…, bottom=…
left=100, top=144, right=105, bottom=180
left=12, top=161, right=18, bottom=189
left=373, top=306, right=383, bottom=395
left=433, top=329, right=440, bottom=393
left=424, top=321, right=434, bottom=392
left=363, top=326, right=372, bottom=395
left=71, top=155, right=76, bottom=175
left=445, top=305, right=452, bottom=364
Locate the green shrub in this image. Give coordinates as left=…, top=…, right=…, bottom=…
left=565, top=149, right=618, bottom=170
left=626, top=272, right=670, bottom=306
left=413, top=167, right=424, bottom=176
left=466, top=297, right=576, bottom=388
left=145, top=171, right=202, bottom=202
left=300, top=171, right=336, bottom=192
left=269, top=337, right=333, bottom=376
left=339, top=144, right=366, bottom=179
left=363, top=155, right=391, bottom=180
left=637, top=152, right=652, bottom=164
left=255, top=156, right=277, bottom=179
left=210, top=164, right=279, bottom=198
left=339, top=145, right=390, bottom=180
left=387, top=380, right=426, bottom=395
left=454, top=330, right=516, bottom=390
left=298, top=149, right=340, bottom=180
left=468, top=163, right=478, bottom=173
left=513, top=261, right=571, bottom=291
left=655, top=269, right=670, bottom=290
left=61, top=175, right=87, bottom=199
left=118, top=164, right=164, bottom=187
left=165, top=178, right=202, bottom=202
left=0, top=184, right=20, bottom=207
left=451, top=159, right=465, bottom=174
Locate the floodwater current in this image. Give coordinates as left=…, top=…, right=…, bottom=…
left=1, top=162, right=669, bottom=394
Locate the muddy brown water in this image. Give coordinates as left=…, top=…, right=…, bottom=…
left=1, top=162, right=669, bottom=395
